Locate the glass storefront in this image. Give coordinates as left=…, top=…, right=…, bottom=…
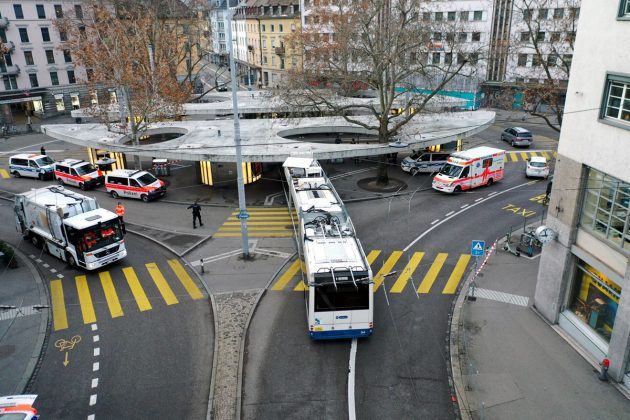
left=569, top=259, right=621, bottom=342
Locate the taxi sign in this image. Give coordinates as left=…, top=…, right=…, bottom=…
left=471, top=240, right=485, bottom=257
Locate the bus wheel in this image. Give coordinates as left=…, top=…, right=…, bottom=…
left=67, top=254, right=76, bottom=267
left=111, top=190, right=119, bottom=199
left=454, top=186, right=462, bottom=193
left=487, top=178, right=494, bottom=187
left=31, top=235, right=42, bottom=248
left=141, top=194, right=149, bottom=202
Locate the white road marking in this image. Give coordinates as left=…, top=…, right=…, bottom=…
left=57, top=274, right=64, bottom=278
left=468, top=287, right=529, bottom=306
left=94, top=348, right=100, bottom=357
left=43, top=263, right=49, bottom=268
left=348, top=338, right=358, bottom=420
left=36, top=259, right=42, bottom=263
left=93, top=335, right=99, bottom=342
left=487, top=191, right=497, bottom=196
left=445, top=211, right=455, bottom=217
left=89, top=394, right=97, bottom=406
left=475, top=197, right=483, bottom=202
left=91, top=378, right=99, bottom=388
left=0, top=139, right=59, bottom=156
left=50, top=268, right=57, bottom=273
left=430, top=219, right=440, bottom=225
left=403, top=181, right=534, bottom=252
left=92, top=362, right=99, bottom=372
left=88, top=415, right=95, bottom=420
left=460, top=204, right=469, bottom=209
left=263, top=192, right=284, bottom=206
left=91, top=324, right=98, bottom=331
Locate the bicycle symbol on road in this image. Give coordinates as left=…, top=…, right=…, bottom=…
left=55, top=335, right=82, bottom=351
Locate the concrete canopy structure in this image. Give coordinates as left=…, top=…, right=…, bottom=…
left=41, top=110, right=495, bottom=163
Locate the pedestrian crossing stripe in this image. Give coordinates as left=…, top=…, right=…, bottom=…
left=215, top=206, right=297, bottom=237
left=271, top=250, right=472, bottom=296
left=0, top=168, right=9, bottom=179
left=51, top=260, right=205, bottom=331
left=505, top=150, right=557, bottom=163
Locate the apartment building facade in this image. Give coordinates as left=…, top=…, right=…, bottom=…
left=534, top=0, right=630, bottom=384
left=0, top=0, right=87, bottom=123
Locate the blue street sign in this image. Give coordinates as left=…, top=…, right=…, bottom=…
left=236, top=210, right=250, bottom=220
left=471, top=240, right=485, bottom=257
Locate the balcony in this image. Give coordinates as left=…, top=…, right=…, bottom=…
left=0, top=17, right=9, bottom=29
left=0, top=64, right=20, bottom=75
left=275, top=46, right=285, bottom=56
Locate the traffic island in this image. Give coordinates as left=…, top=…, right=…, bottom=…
left=356, top=176, right=408, bottom=193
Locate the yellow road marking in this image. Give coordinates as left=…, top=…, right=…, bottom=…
left=231, top=211, right=294, bottom=215
left=520, top=152, right=529, bottom=161
left=509, top=152, right=518, bottom=162
left=0, top=168, right=9, bottom=179
left=366, top=249, right=381, bottom=265
left=145, top=262, right=179, bottom=305
left=214, top=232, right=294, bottom=237
left=540, top=151, right=550, bottom=159
left=390, top=252, right=424, bottom=293
left=99, top=271, right=124, bottom=318
left=122, top=267, right=152, bottom=311
left=293, top=261, right=308, bottom=291
left=222, top=221, right=295, bottom=225
left=218, top=226, right=293, bottom=231
left=168, top=259, right=203, bottom=300
left=442, top=254, right=472, bottom=294
left=227, top=216, right=294, bottom=221
left=373, top=251, right=403, bottom=291
left=51, top=280, right=68, bottom=331
left=272, top=259, right=302, bottom=291
left=530, top=151, right=538, bottom=157
left=417, top=253, right=448, bottom=294
left=75, top=275, right=96, bottom=324
left=552, top=151, right=558, bottom=158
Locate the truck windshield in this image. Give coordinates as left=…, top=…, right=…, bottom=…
left=439, top=163, right=463, bottom=178
left=67, top=219, right=124, bottom=253
left=137, top=173, right=158, bottom=186
left=75, top=163, right=97, bottom=175
left=36, top=156, right=55, bottom=166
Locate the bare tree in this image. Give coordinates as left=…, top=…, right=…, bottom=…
left=508, top=0, right=580, bottom=131
left=56, top=0, right=196, bottom=168
left=283, top=0, right=481, bottom=185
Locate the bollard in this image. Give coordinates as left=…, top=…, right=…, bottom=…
left=200, top=258, right=205, bottom=274
left=598, top=358, right=610, bottom=381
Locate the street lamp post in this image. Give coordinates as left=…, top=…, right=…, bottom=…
left=226, top=4, right=250, bottom=258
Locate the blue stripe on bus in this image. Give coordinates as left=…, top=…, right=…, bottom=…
left=309, top=328, right=373, bottom=340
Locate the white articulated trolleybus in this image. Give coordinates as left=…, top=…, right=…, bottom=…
left=283, top=157, right=374, bottom=340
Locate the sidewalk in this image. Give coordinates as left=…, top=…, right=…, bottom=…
left=451, top=247, right=630, bottom=419
left=0, top=249, right=48, bottom=396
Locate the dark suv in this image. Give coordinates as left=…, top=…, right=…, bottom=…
left=501, top=127, right=533, bottom=147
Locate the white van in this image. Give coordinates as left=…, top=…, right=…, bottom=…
left=9, top=153, right=55, bottom=180
left=54, top=159, right=104, bottom=190
left=105, top=169, right=166, bottom=202
left=432, top=147, right=505, bottom=193
left=401, top=151, right=451, bottom=175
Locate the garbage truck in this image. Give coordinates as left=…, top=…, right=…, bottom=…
left=14, top=186, right=126, bottom=270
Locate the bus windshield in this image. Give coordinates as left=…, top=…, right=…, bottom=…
left=314, top=283, right=370, bottom=311
left=75, top=163, right=97, bottom=175
left=137, top=173, right=158, bottom=186
left=66, top=219, right=124, bottom=253
left=439, top=163, right=463, bottom=178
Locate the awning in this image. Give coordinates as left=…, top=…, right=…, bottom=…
left=0, top=96, right=42, bottom=105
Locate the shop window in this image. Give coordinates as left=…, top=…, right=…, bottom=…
left=569, top=260, right=621, bottom=342
left=90, top=91, right=98, bottom=105
left=71, top=93, right=80, bottom=109
left=109, top=90, right=118, bottom=104
left=55, top=94, right=65, bottom=111
left=579, top=167, right=630, bottom=248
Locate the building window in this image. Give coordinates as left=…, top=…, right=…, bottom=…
left=433, top=32, right=442, bottom=41
left=536, top=31, right=545, bottom=42
left=571, top=7, right=581, bottom=18
left=538, top=8, right=548, bottom=19
left=554, top=8, right=564, bottom=19
left=271, top=24, right=275, bottom=32
left=601, top=75, right=630, bottom=126
left=460, top=11, right=469, bottom=21
left=469, top=53, right=478, bottom=64
left=67, top=70, right=76, bottom=84
left=54, top=4, right=63, bottom=18
left=263, top=55, right=268, bottom=64
left=517, top=54, right=528, bottom=66
left=562, top=54, right=573, bottom=69
left=532, top=55, right=542, bottom=66
left=75, top=5, right=83, bottom=19
left=50, top=71, right=59, bottom=85
left=3, top=75, right=18, bottom=90
left=432, top=52, right=440, bottom=64
left=24, top=51, right=34, bottom=66
left=569, top=260, right=620, bottom=343
left=41, top=27, right=51, bottom=42
left=444, top=52, right=452, bottom=64
left=59, top=30, right=67, bottom=42
left=64, top=50, right=72, bottom=63
left=547, top=54, right=558, bottom=67
left=580, top=167, right=630, bottom=248
left=435, top=12, right=443, bottom=21
left=520, top=32, right=529, bottom=42
left=550, top=32, right=561, bottom=43
left=471, top=32, right=481, bottom=42
left=19, top=28, right=29, bottom=43
left=29, top=73, right=39, bottom=88
left=473, top=10, right=483, bottom=21
left=262, top=39, right=266, bottom=48
left=448, top=11, right=456, bottom=21
left=523, top=9, right=532, bottom=21
left=423, top=12, right=431, bottom=21
left=458, top=32, right=467, bottom=42
left=13, top=4, right=24, bottom=19
left=279, top=24, right=283, bottom=32
left=262, top=24, right=265, bottom=32
left=36, top=4, right=46, bottom=19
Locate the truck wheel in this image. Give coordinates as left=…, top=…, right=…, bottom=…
left=12, top=171, right=20, bottom=178
left=67, top=254, right=76, bottom=267
left=141, top=194, right=149, bottom=202
left=487, top=178, right=494, bottom=187
left=111, top=190, right=119, bottom=199
left=31, top=235, right=42, bottom=249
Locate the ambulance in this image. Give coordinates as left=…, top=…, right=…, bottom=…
left=105, top=169, right=166, bottom=202
left=432, top=146, right=505, bottom=193
left=54, top=159, right=104, bottom=190
left=0, top=394, right=38, bottom=419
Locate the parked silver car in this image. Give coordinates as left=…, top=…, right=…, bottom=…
left=501, top=127, right=533, bottom=147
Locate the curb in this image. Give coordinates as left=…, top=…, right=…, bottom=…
left=12, top=247, right=51, bottom=394
left=234, top=252, right=298, bottom=419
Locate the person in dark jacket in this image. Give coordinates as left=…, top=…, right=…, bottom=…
left=187, top=200, right=203, bottom=228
